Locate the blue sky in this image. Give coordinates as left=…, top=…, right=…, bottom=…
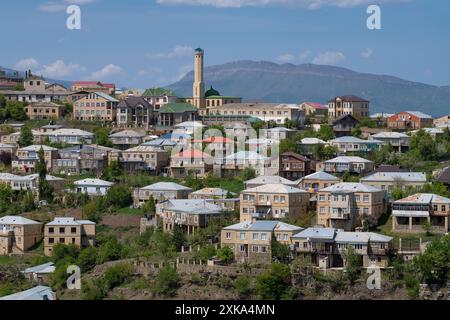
left=1, top=0, right=449, bottom=89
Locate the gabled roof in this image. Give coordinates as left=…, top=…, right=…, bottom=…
left=300, top=137, right=326, bottom=145
left=141, top=182, right=192, bottom=191
left=225, top=151, right=269, bottom=161
left=93, top=92, right=119, bottom=102
left=371, top=132, right=409, bottom=139
left=328, top=95, right=369, bottom=103
left=23, top=262, right=55, bottom=274
left=292, top=227, right=336, bottom=241
left=19, top=145, right=58, bottom=152
left=191, top=187, right=234, bottom=197
left=223, top=220, right=302, bottom=232
left=142, top=139, right=177, bottom=147
left=46, top=217, right=96, bottom=226
left=141, top=87, right=177, bottom=97
left=245, top=175, right=298, bottom=186
left=330, top=136, right=382, bottom=144
left=404, top=111, right=433, bottom=119
left=243, top=183, right=308, bottom=194
left=173, top=149, right=210, bottom=159
left=394, top=193, right=450, bottom=204
left=320, top=182, right=382, bottom=193
left=117, top=96, right=151, bottom=108
left=162, top=199, right=222, bottom=214
left=0, top=215, right=41, bottom=225
left=302, top=171, right=340, bottom=181
left=109, top=130, right=145, bottom=138
left=0, top=286, right=54, bottom=301
left=42, top=128, right=94, bottom=137
left=335, top=231, right=392, bottom=243
left=360, top=172, right=427, bottom=183
left=325, top=156, right=373, bottom=164
left=73, top=178, right=114, bottom=187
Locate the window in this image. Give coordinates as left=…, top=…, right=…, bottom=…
left=49, top=238, right=54, bottom=244
left=261, top=246, right=267, bottom=253
left=72, top=238, right=76, bottom=244
left=363, top=195, right=369, bottom=202
left=253, top=233, right=259, bottom=240
left=319, top=194, right=325, bottom=201
left=239, top=232, right=245, bottom=240
left=226, top=232, right=231, bottom=239
left=252, top=245, right=259, bottom=253
left=260, top=233, right=267, bottom=241
left=59, top=238, right=65, bottom=243
left=59, top=227, right=65, bottom=234
left=71, top=227, right=77, bottom=234
left=48, top=227, right=54, bottom=234
left=239, top=245, right=246, bottom=252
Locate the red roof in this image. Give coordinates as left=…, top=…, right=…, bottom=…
left=303, top=102, right=327, bottom=109
left=174, top=149, right=211, bottom=159
left=103, top=83, right=115, bottom=89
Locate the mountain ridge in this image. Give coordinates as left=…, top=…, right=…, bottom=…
left=168, top=61, right=450, bottom=116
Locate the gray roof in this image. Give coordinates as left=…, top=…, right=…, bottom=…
left=19, top=145, right=58, bottom=152
left=223, top=220, right=302, bottom=232
left=292, top=227, right=336, bottom=241
left=302, top=171, right=340, bottom=181
left=163, top=199, right=222, bottom=215
left=361, top=172, right=426, bottom=183
left=0, top=286, right=54, bottom=300
left=245, top=175, right=298, bottom=186
left=141, top=182, right=192, bottom=191
left=394, top=193, right=450, bottom=204
left=0, top=215, right=41, bottom=225
left=405, top=111, right=433, bottom=119
left=94, top=92, right=119, bottom=102
left=46, top=217, right=95, bottom=226
left=243, top=183, right=308, bottom=194
left=73, top=178, right=114, bottom=187
left=319, top=182, right=382, bottom=193
left=325, top=156, right=373, bottom=164
left=330, top=136, right=382, bottom=144
left=335, top=232, right=392, bottom=243
left=142, top=139, right=177, bottom=147
left=23, top=262, right=55, bottom=274
left=109, top=130, right=145, bottom=138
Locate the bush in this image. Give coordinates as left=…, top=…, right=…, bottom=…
left=81, top=278, right=106, bottom=300
left=96, top=236, right=124, bottom=264
left=103, top=263, right=133, bottom=290
left=152, top=266, right=181, bottom=298
left=105, top=184, right=132, bottom=209
left=256, top=263, right=291, bottom=299
left=234, top=276, right=254, bottom=298
left=77, top=247, right=98, bottom=272
left=217, top=246, right=234, bottom=264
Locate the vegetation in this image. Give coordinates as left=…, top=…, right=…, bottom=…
left=18, top=125, right=33, bottom=147
left=256, top=263, right=291, bottom=299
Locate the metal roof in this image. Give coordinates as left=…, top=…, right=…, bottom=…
left=73, top=178, right=114, bottom=187
left=0, top=215, right=41, bottom=225
left=245, top=175, right=298, bottom=186
left=360, top=172, right=426, bottom=183
left=292, top=227, right=336, bottom=241
left=320, top=182, right=382, bottom=193
left=162, top=199, right=222, bottom=215
left=141, top=182, right=192, bottom=191
left=0, top=286, right=55, bottom=300
left=325, top=156, right=373, bottom=164
left=243, top=183, right=308, bottom=194
left=302, top=171, right=340, bottom=181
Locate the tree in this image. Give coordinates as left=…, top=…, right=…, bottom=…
left=36, top=147, right=53, bottom=201
left=317, top=125, right=334, bottom=141
left=142, top=195, right=156, bottom=216
left=351, top=126, right=362, bottom=138
left=101, top=160, right=122, bottom=182
left=172, top=224, right=186, bottom=252
left=82, top=197, right=106, bottom=223
left=18, top=126, right=33, bottom=147
left=256, top=263, right=291, bottom=299
left=5, top=101, right=27, bottom=120
left=217, top=246, right=234, bottom=264
left=234, top=276, right=254, bottom=299
left=77, top=247, right=98, bottom=272
left=152, top=266, right=181, bottom=297
left=271, top=238, right=290, bottom=264
left=342, top=246, right=362, bottom=285
left=103, top=263, right=133, bottom=290
left=105, top=184, right=132, bottom=208
left=95, top=128, right=113, bottom=147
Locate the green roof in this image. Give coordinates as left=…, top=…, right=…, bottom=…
left=206, top=96, right=241, bottom=99
left=195, top=48, right=204, bottom=52
left=158, top=103, right=197, bottom=113
left=205, top=86, right=220, bottom=97
left=142, top=87, right=177, bottom=97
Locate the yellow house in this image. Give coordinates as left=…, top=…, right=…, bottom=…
left=0, top=216, right=43, bottom=255
left=73, top=92, right=119, bottom=122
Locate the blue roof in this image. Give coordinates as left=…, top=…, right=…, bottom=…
left=94, top=92, right=119, bottom=102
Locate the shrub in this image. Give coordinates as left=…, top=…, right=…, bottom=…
left=256, top=263, right=291, bottom=299
left=217, top=246, right=234, bottom=264
left=152, top=266, right=181, bottom=298
left=103, top=263, right=133, bottom=290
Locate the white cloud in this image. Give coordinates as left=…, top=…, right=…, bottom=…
left=312, top=51, right=345, bottom=65
left=361, top=48, right=373, bottom=58
left=64, top=0, right=97, bottom=4
left=14, top=58, right=40, bottom=71
left=298, top=50, right=312, bottom=63
left=276, top=53, right=296, bottom=63
left=147, top=45, right=194, bottom=59
left=89, top=64, right=123, bottom=80
left=155, top=0, right=407, bottom=9
left=37, top=60, right=85, bottom=78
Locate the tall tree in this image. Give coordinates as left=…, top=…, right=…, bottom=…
left=36, top=147, right=53, bottom=201
left=18, top=126, right=33, bottom=147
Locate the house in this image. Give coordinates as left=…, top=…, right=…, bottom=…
left=73, top=92, right=119, bottom=122
left=25, top=102, right=65, bottom=120
left=157, top=103, right=198, bottom=128
left=44, top=217, right=96, bottom=256
left=0, top=216, right=43, bottom=255
left=291, top=227, right=393, bottom=269
left=299, top=137, right=327, bottom=155
left=42, top=128, right=94, bottom=145
left=387, top=111, right=433, bottom=130
left=369, top=132, right=410, bottom=152
left=332, top=114, right=360, bottom=137
left=299, top=171, right=341, bottom=193
left=279, top=152, right=312, bottom=180
left=239, top=184, right=310, bottom=222
left=324, top=156, right=374, bottom=174
left=0, top=286, right=55, bottom=300
left=141, top=87, right=179, bottom=111
left=170, top=149, right=212, bottom=179
left=12, top=145, right=59, bottom=173
left=223, top=151, right=277, bottom=176
left=23, top=262, right=55, bottom=283
left=141, top=138, right=177, bottom=151
left=173, top=121, right=204, bottom=135
left=157, top=199, right=223, bottom=234
left=327, top=95, right=370, bottom=121
left=53, top=144, right=120, bottom=174
left=71, top=81, right=115, bottom=96
left=116, top=96, right=154, bottom=128
left=73, top=178, right=114, bottom=196
left=189, top=187, right=235, bottom=200
left=119, top=145, right=169, bottom=173
left=208, top=103, right=305, bottom=125
left=411, top=127, right=446, bottom=138
left=328, top=136, right=382, bottom=154
left=0, top=173, right=64, bottom=193
left=392, top=193, right=450, bottom=233
left=360, top=172, right=427, bottom=195
left=39, top=124, right=64, bottom=133
left=299, top=102, right=328, bottom=116
left=260, top=127, right=297, bottom=140
left=436, top=166, right=450, bottom=187
left=317, top=183, right=386, bottom=231
left=184, top=85, right=242, bottom=112
left=109, top=130, right=145, bottom=150
left=223, top=122, right=253, bottom=138
left=133, top=182, right=192, bottom=206
left=0, top=143, right=17, bottom=156
left=221, top=220, right=303, bottom=264
left=433, top=114, right=450, bottom=128
left=1, top=129, right=42, bottom=145
left=244, top=175, right=299, bottom=189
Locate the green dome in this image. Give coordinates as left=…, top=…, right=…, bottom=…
left=205, top=86, right=221, bottom=97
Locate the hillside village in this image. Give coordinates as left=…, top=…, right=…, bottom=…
left=0, top=49, right=450, bottom=301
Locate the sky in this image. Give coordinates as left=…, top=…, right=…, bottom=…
left=0, top=0, right=449, bottom=89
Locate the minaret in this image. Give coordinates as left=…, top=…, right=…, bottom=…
left=192, top=48, right=206, bottom=109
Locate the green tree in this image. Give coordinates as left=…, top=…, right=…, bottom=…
left=152, top=266, right=181, bottom=297
left=342, top=246, right=362, bottom=285
left=317, top=125, right=334, bottom=141
left=172, top=224, right=186, bottom=252
left=101, top=160, right=122, bottom=182
left=217, top=246, right=234, bottom=264
left=18, top=126, right=33, bottom=147
left=36, top=147, right=54, bottom=202
left=256, top=263, right=291, bottom=299
left=271, top=237, right=290, bottom=263
left=234, top=276, right=254, bottom=299
left=95, top=128, right=113, bottom=147
left=142, top=195, right=156, bottom=215
left=103, top=263, right=133, bottom=290
left=105, top=184, right=132, bottom=209
left=77, top=247, right=98, bottom=272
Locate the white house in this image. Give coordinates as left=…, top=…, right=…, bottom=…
left=73, top=178, right=114, bottom=196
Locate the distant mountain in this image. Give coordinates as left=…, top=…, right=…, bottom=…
left=0, top=66, right=73, bottom=89
left=168, top=61, right=450, bottom=117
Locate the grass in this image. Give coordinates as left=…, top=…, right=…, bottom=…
left=116, top=207, right=142, bottom=216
